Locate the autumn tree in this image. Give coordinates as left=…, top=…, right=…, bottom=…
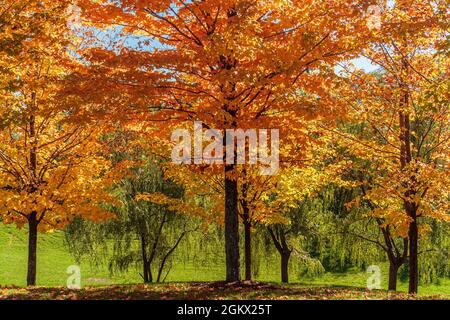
left=78, top=0, right=375, bottom=282
left=0, top=1, right=115, bottom=286
left=333, top=0, right=449, bottom=293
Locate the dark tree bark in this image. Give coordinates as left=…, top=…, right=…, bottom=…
left=223, top=109, right=240, bottom=282
left=281, top=251, right=291, bottom=283
left=27, top=99, right=39, bottom=287
left=225, top=163, right=240, bottom=282
left=380, top=223, right=408, bottom=292
left=140, top=212, right=167, bottom=284
left=398, top=63, right=419, bottom=294
left=156, top=231, right=187, bottom=283
left=27, top=212, right=38, bottom=286
left=408, top=217, right=419, bottom=294
left=268, top=226, right=292, bottom=283
left=388, top=261, right=400, bottom=291
left=219, top=48, right=241, bottom=282
left=140, top=235, right=151, bottom=283
left=239, top=170, right=252, bottom=281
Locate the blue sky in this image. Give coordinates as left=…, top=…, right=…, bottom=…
left=352, top=56, right=379, bottom=73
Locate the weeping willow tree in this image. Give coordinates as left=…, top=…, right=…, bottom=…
left=327, top=183, right=450, bottom=290
left=318, top=187, right=384, bottom=270
left=65, top=159, right=198, bottom=283
left=265, top=199, right=327, bottom=283
left=260, top=187, right=381, bottom=284
left=320, top=184, right=411, bottom=291
left=415, top=220, right=450, bottom=285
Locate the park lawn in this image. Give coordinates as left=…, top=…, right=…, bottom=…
left=0, top=224, right=225, bottom=287
left=1, top=225, right=450, bottom=299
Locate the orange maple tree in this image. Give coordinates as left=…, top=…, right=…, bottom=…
left=0, top=1, right=116, bottom=286
left=333, top=0, right=449, bottom=293
left=77, top=0, right=376, bottom=281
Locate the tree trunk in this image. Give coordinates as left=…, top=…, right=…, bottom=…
left=244, top=221, right=251, bottom=281
left=388, top=262, right=399, bottom=291
left=157, top=231, right=187, bottom=283
left=141, top=235, right=151, bottom=284
left=148, top=264, right=153, bottom=283
left=281, top=251, right=290, bottom=283
left=27, top=213, right=38, bottom=286
left=398, top=67, right=418, bottom=295
left=268, top=226, right=292, bottom=284
left=224, top=163, right=240, bottom=282
left=27, top=96, right=39, bottom=287
left=408, top=218, right=419, bottom=294
left=143, top=262, right=152, bottom=284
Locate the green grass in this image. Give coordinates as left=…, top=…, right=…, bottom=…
left=0, top=224, right=227, bottom=287
left=0, top=224, right=137, bottom=287
left=1, top=224, right=449, bottom=298
left=297, top=269, right=450, bottom=296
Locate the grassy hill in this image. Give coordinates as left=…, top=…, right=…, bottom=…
left=1, top=224, right=450, bottom=297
